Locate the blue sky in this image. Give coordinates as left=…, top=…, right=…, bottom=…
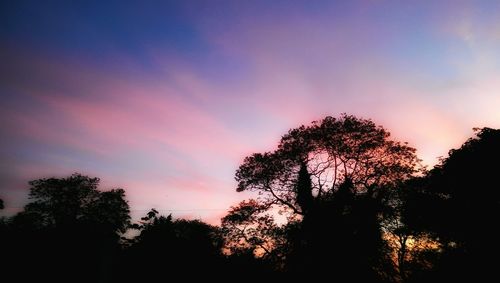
left=1, top=0, right=500, bottom=223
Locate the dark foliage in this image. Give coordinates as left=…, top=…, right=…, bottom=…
left=1, top=174, right=130, bottom=283
left=118, top=208, right=226, bottom=282
left=403, top=128, right=500, bottom=282
left=235, top=114, right=420, bottom=281
left=2, top=118, right=499, bottom=283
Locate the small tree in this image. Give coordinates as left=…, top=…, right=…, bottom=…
left=221, top=200, right=287, bottom=260
left=124, top=209, right=224, bottom=281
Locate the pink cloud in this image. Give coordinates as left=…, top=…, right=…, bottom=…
left=3, top=2, right=500, bottom=225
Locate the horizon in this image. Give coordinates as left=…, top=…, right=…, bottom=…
left=2, top=0, right=500, bottom=225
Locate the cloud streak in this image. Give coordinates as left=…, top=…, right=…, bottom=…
left=2, top=1, right=500, bottom=224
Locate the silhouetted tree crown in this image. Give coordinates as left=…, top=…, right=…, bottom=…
left=406, top=128, right=500, bottom=242
left=401, top=127, right=500, bottom=282
left=233, top=114, right=421, bottom=280
left=121, top=208, right=225, bottom=281
left=236, top=114, right=421, bottom=215
left=14, top=173, right=130, bottom=234
left=2, top=173, right=132, bottom=283
left=221, top=199, right=286, bottom=259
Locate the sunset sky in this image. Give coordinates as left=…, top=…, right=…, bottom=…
left=1, top=1, right=500, bottom=224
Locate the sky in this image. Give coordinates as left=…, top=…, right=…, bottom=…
left=1, top=0, right=500, bottom=224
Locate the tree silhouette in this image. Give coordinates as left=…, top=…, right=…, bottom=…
left=236, top=114, right=420, bottom=215
left=221, top=199, right=290, bottom=266
left=235, top=114, right=421, bottom=280
left=4, top=121, right=498, bottom=282
left=404, top=128, right=500, bottom=281
left=15, top=173, right=130, bottom=233
left=121, top=209, right=225, bottom=282
left=383, top=179, right=441, bottom=282
left=4, top=173, right=131, bottom=283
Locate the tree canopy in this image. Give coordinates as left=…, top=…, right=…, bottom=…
left=236, top=114, right=421, bottom=215
left=234, top=114, right=422, bottom=280
left=402, top=128, right=500, bottom=281
left=122, top=208, right=225, bottom=281
left=2, top=119, right=500, bottom=283
left=14, top=173, right=130, bottom=234
left=3, top=173, right=131, bottom=283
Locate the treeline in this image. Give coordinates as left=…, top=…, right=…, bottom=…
left=1, top=114, right=499, bottom=282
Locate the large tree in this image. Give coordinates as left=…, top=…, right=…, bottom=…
left=234, top=114, right=421, bottom=280
left=403, top=127, right=500, bottom=282
left=236, top=114, right=420, bottom=216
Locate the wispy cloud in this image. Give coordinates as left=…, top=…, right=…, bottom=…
left=2, top=1, right=500, bottom=224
